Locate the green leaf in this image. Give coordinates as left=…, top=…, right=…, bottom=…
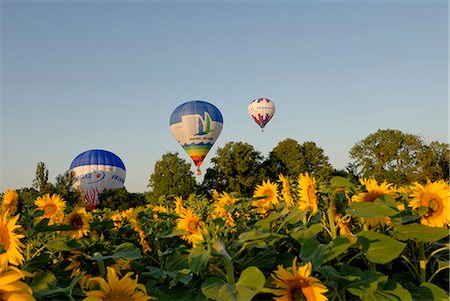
left=331, top=176, right=358, bottom=192
left=290, top=223, right=323, bottom=244
left=416, top=282, right=449, bottom=301
left=300, top=236, right=352, bottom=266
left=347, top=272, right=412, bottom=301
left=238, top=230, right=271, bottom=242
left=284, top=206, right=307, bottom=225
left=236, top=266, right=265, bottom=301
left=393, top=223, right=449, bottom=243
left=358, top=231, right=406, bottom=264
left=201, top=277, right=227, bottom=301
left=45, top=239, right=81, bottom=252
left=189, top=246, right=211, bottom=274
left=347, top=198, right=399, bottom=218
left=31, top=271, right=57, bottom=291
left=30, top=219, right=75, bottom=237
left=218, top=283, right=238, bottom=301
left=90, top=243, right=142, bottom=261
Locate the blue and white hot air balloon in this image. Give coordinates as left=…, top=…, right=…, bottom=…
left=169, top=100, right=223, bottom=175
left=70, top=149, right=126, bottom=210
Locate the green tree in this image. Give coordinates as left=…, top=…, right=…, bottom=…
left=32, top=162, right=53, bottom=192
left=349, top=129, right=446, bottom=183
left=97, top=187, right=146, bottom=211
left=265, top=139, right=334, bottom=181
left=202, top=141, right=266, bottom=196
left=54, top=170, right=82, bottom=207
left=148, top=152, right=197, bottom=201
left=429, top=141, right=450, bottom=181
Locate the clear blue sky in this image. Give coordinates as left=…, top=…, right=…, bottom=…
left=1, top=0, right=448, bottom=193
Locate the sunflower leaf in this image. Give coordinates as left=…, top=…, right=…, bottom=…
left=201, top=277, right=227, bottom=300
left=189, top=245, right=211, bottom=274
left=357, top=231, right=406, bottom=264
left=392, top=223, right=449, bottom=242
left=236, top=266, right=265, bottom=301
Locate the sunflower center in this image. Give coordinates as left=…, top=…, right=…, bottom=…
left=187, top=220, right=199, bottom=233
left=307, top=185, right=316, bottom=202
left=0, top=225, right=11, bottom=250
left=43, top=203, right=57, bottom=217
left=423, top=193, right=443, bottom=217
left=365, top=192, right=384, bottom=203
left=104, top=291, right=132, bottom=301
left=70, top=215, right=84, bottom=230
left=263, top=189, right=274, bottom=200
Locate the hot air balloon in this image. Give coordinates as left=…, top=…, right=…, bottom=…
left=69, top=149, right=126, bottom=210
left=248, top=98, right=275, bottom=131
left=169, top=100, right=223, bottom=175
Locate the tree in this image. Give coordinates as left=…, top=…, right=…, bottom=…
left=148, top=152, right=197, bottom=201
left=202, top=142, right=266, bottom=196
left=32, top=162, right=53, bottom=192
left=97, top=188, right=146, bottom=211
left=265, top=139, right=334, bottom=181
left=349, top=129, right=447, bottom=183
left=54, top=170, right=82, bottom=207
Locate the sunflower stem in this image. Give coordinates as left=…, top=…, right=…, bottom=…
left=212, top=240, right=235, bottom=286
left=418, top=242, right=427, bottom=283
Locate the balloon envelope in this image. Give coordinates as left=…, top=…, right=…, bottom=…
left=70, top=149, right=126, bottom=209
left=248, top=98, right=275, bottom=130
left=169, top=100, right=223, bottom=174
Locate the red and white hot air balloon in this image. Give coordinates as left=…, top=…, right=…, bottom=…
left=248, top=98, right=275, bottom=131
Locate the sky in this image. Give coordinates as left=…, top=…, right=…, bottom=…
left=1, top=0, right=448, bottom=193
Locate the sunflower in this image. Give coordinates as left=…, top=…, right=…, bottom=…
left=83, top=267, right=154, bottom=301
left=152, top=204, right=167, bottom=221
left=1, top=189, right=18, bottom=215
left=0, top=213, right=25, bottom=268
left=110, top=258, right=132, bottom=276
left=124, top=209, right=151, bottom=253
left=0, top=266, right=35, bottom=301
left=252, top=180, right=280, bottom=215
left=64, top=250, right=85, bottom=278
left=297, top=173, right=319, bottom=214
left=63, top=207, right=91, bottom=239
left=34, top=193, right=66, bottom=225
left=409, top=180, right=450, bottom=228
left=212, top=192, right=237, bottom=227
left=176, top=208, right=204, bottom=246
left=278, top=174, right=294, bottom=207
left=351, top=178, right=397, bottom=227
left=271, top=257, right=328, bottom=301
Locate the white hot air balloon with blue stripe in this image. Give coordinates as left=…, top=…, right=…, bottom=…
left=70, top=149, right=126, bottom=210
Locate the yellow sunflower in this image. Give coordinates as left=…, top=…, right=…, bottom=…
left=351, top=178, right=397, bottom=227
left=83, top=267, right=154, bottom=301
left=0, top=266, right=35, bottom=301
left=252, top=180, right=280, bottom=215
left=0, top=212, right=25, bottom=268
left=212, top=192, right=237, bottom=227
left=297, top=173, right=319, bottom=214
left=278, top=174, right=294, bottom=207
left=64, top=250, right=85, bottom=278
left=152, top=204, right=167, bottom=221
left=176, top=208, right=204, bottom=246
left=409, top=180, right=450, bottom=228
left=34, top=193, right=66, bottom=225
left=63, top=207, right=91, bottom=239
left=271, top=257, right=328, bottom=301
left=1, top=189, right=18, bottom=215
left=110, top=258, right=132, bottom=276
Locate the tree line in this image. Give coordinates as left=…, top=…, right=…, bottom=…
left=10, top=129, right=450, bottom=210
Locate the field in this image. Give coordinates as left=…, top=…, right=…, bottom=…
left=0, top=174, right=449, bottom=301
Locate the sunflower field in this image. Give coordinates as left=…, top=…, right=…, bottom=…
left=0, top=174, right=449, bottom=301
